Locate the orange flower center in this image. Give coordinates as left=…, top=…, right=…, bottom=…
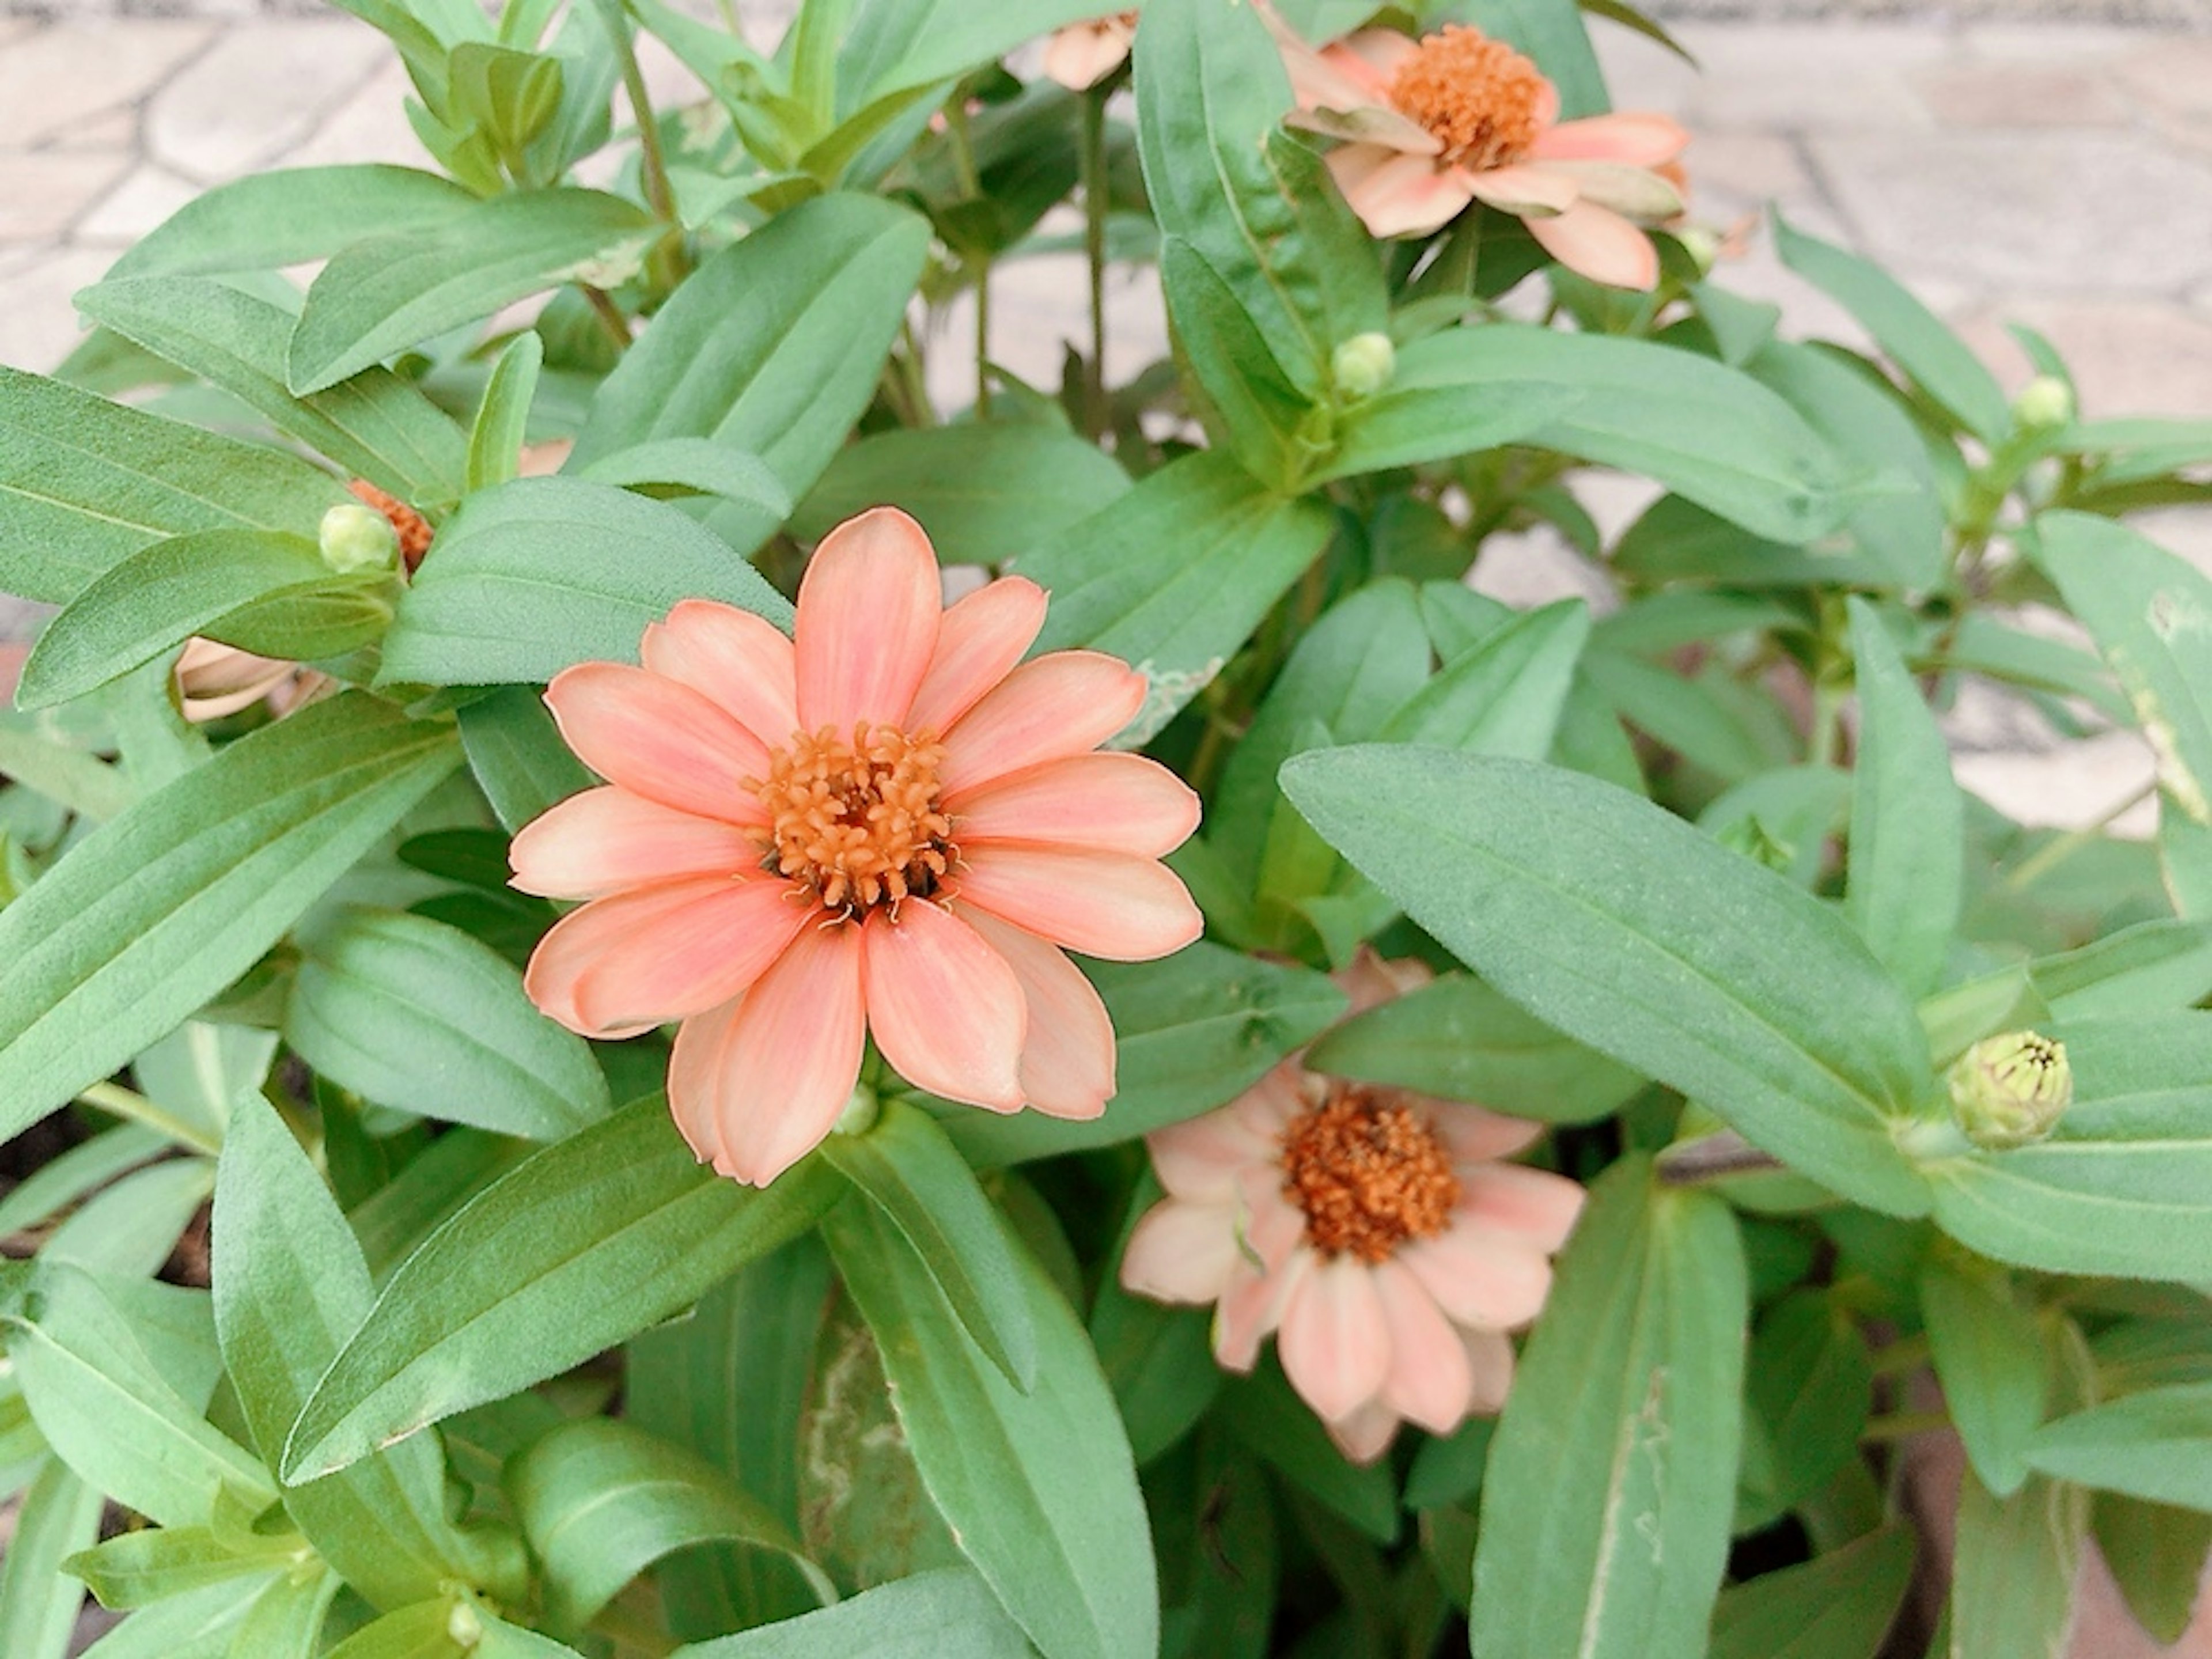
left=1388, top=25, right=1550, bottom=172
left=347, top=479, right=434, bottom=572
left=752, top=723, right=959, bottom=920
left=1281, top=1089, right=1461, bottom=1263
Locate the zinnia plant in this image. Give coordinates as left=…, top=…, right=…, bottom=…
left=0, top=1, right=2209, bottom=1656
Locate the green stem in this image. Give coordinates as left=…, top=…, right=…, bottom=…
left=1870, top=1334, right=1931, bottom=1380
left=2003, top=778, right=2160, bottom=892
left=78, top=1082, right=220, bottom=1158
left=593, top=0, right=688, bottom=289
left=943, top=100, right=990, bottom=416
left=1080, top=86, right=1110, bottom=440
left=974, top=266, right=991, bottom=416
left=581, top=285, right=632, bottom=354
left=1859, top=1409, right=1949, bottom=1445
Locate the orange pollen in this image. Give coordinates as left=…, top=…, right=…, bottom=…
left=1280, top=1089, right=1461, bottom=1263
left=751, top=722, right=958, bottom=920
left=348, top=479, right=434, bottom=572
left=1387, top=25, right=1550, bottom=172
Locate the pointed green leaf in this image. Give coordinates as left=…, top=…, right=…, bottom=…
left=1709, top=1526, right=1914, bottom=1659
left=1921, top=1256, right=2047, bottom=1498
left=574, top=438, right=791, bottom=517
left=2024, top=1382, right=2212, bottom=1512
left=0, top=1460, right=102, bottom=1659
left=107, top=166, right=475, bottom=281
left=1950, top=1469, right=2085, bottom=1659
left=455, top=685, right=593, bottom=834
left=666, top=1569, right=1029, bottom=1658
left=64, top=1525, right=298, bottom=1611
left=466, top=331, right=542, bottom=493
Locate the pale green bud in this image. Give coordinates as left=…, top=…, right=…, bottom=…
left=1675, top=226, right=1721, bottom=277
left=2011, top=374, right=2074, bottom=433
left=446, top=1601, right=483, bottom=1649
left=318, top=502, right=402, bottom=576
left=1948, top=1029, right=2071, bottom=1150
left=1331, top=332, right=1395, bottom=400
left=832, top=1081, right=881, bottom=1139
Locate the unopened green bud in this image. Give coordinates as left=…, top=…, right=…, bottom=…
left=832, top=1082, right=880, bottom=1139
left=1675, top=225, right=1721, bottom=276
left=1331, top=332, right=1395, bottom=400
left=318, top=502, right=402, bottom=575
left=446, top=1600, right=483, bottom=1649
left=2011, top=374, right=2073, bottom=433
left=1948, top=1029, right=2070, bottom=1150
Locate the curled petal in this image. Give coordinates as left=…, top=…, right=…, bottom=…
left=961, top=906, right=1117, bottom=1120
left=1373, top=1260, right=1475, bottom=1434
left=698, top=921, right=868, bottom=1185
left=1329, top=29, right=1421, bottom=88
left=906, top=575, right=1050, bottom=736
left=952, top=752, right=1200, bottom=858
left=1286, top=101, right=1441, bottom=154
left=642, top=600, right=800, bottom=750
left=545, top=664, right=770, bottom=825
left=1278, top=1255, right=1391, bottom=1424
left=1338, top=948, right=1433, bottom=1016
left=1043, top=17, right=1132, bottom=90
left=862, top=900, right=1027, bottom=1112
left=1526, top=198, right=1660, bottom=290
left=1536, top=159, right=1684, bottom=222
left=1121, top=1200, right=1241, bottom=1303
left=1529, top=111, right=1690, bottom=168
left=1401, top=1224, right=1554, bottom=1331
left=510, top=786, right=757, bottom=899
left=1327, top=146, right=1478, bottom=238
left=794, top=506, right=941, bottom=733
left=957, top=844, right=1202, bottom=962
left=1464, top=161, right=1581, bottom=217
left=938, top=652, right=1147, bottom=797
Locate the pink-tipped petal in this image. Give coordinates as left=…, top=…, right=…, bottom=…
left=1429, top=1102, right=1546, bottom=1164
left=667, top=998, right=741, bottom=1165
left=1327, top=147, right=1479, bottom=238
left=1457, top=1163, right=1586, bottom=1252
left=1463, top=161, right=1581, bottom=216
left=642, top=600, right=800, bottom=749
left=1121, top=1200, right=1241, bottom=1303
left=525, top=876, right=809, bottom=1039
left=905, top=575, right=1049, bottom=736
left=960, top=906, right=1117, bottom=1120
left=1259, top=0, right=1396, bottom=111
left=1401, top=1224, right=1554, bottom=1331
left=1463, top=1327, right=1517, bottom=1414
left=1529, top=111, right=1690, bottom=168
left=701, top=921, right=868, bottom=1185
left=937, top=652, right=1147, bottom=797
left=1327, top=1399, right=1402, bottom=1465
left=1373, top=1260, right=1476, bottom=1434
left=1526, top=199, right=1660, bottom=290
left=510, top=786, right=758, bottom=899
left=951, top=753, right=1200, bottom=858
left=1278, top=1256, right=1391, bottom=1424
left=793, top=507, right=942, bottom=733
left=957, top=844, right=1202, bottom=962
left=1146, top=1109, right=1272, bottom=1204
left=545, top=664, right=771, bottom=825
left=861, top=900, right=1027, bottom=1112
left=1216, top=1247, right=1308, bottom=1370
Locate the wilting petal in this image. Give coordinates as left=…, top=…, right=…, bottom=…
left=642, top=600, right=800, bottom=749
left=937, top=652, right=1147, bottom=797
left=1537, top=159, right=1684, bottom=222
left=1338, top=947, right=1432, bottom=1016
left=176, top=639, right=297, bottom=719
left=1527, top=198, right=1659, bottom=290
left=701, top=921, right=868, bottom=1185
left=1464, top=161, right=1581, bottom=216
left=1327, top=1399, right=1402, bottom=1465
left=861, top=900, right=1026, bottom=1112
left=1042, top=17, right=1132, bottom=90
left=1457, top=1163, right=1586, bottom=1252
left=1147, top=1110, right=1272, bottom=1204
left=1529, top=111, right=1689, bottom=167
left=1463, top=1327, right=1517, bottom=1414
left=1400, top=1224, right=1554, bottom=1330
left=957, top=844, right=1202, bottom=961
left=1217, top=1247, right=1308, bottom=1371
left=906, top=575, right=1048, bottom=736
left=1429, top=1101, right=1546, bottom=1164
left=1328, top=147, right=1479, bottom=238
left=545, top=664, right=770, bottom=824
left=1122, top=1200, right=1241, bottom=1302
left=1279, top=1256, right=1391, bottom=1423
left=952, top=753, right=1200, bottom=858
left=510, top=786, right=759, bottom=898
left=1373, top=1260, right=1475, bottom=1434
left=793, top=506, right=941, bottom=733
left=525, top=876, right=809, bottom=1039
left=961, top=906, right=1116, bottom=1120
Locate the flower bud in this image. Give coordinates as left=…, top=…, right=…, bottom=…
left=317, top=502, right=402, bottom=576
left=1675, top=225, right=1721, bottom=277
left=446, top=1600, right=483, bottom=1649
left=832, top=1081, right=881, bottom=1139
left=1331, top=332, right=1396, bottom=400
left=1947, top=1029, right=2070, bottom=1150
left=2011, top=374, right=2074, bottom=433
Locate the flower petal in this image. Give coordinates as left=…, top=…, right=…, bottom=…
left=861, top=900, right=1026, bottom=1112
left=794, top=506, right=941, bottom=733
left=1463, top=1327, right=1516, bottom=1414
left=1327, top=147, right=1478, bottom=238
left=1043, top=18, right=1132, bottom=90
left=952, top=753, right=1200, bottom=858
left=1121, top=1200, right=1241, bottom=1303
left=510, top=786, right=759, bottom=899
left=667, top=998, right=741, bottom=1166
left=960, top=906, right=1117, bottom=1120
left=1463, top=161, right=1581, bottom=216
left=1457, top=1163, right=1586, bottom=1252
left=1526, top=199, right=1659, bottom=290
left=1529, top=111, right=1689, bottom=168
left=957, top=844, right=1202, bottom=961
left=1278, top=1255, right=1391, bottom=1424
left=699, top=920, right=868, bottom=1185
left=938, top=651, right=1147, bottom=797
left=545, top=663, right=770, bottom=824
left=1327, top=1399, right=1402, bottom=1465
left=642, top=599, right=800, bottom=749
left=524, top=876, right=809, bottom=1039
left=1373, top=1259, right=1475, bottom=1434
left=1147, top=1107, right=1272, bottom=1204
left=1429, top=1102, right=1546, bottom=1164
left=905, top=574, right=1050, bottom=737
left=1536, top=160, right=1684, bottom=222
left=1216, top=1247, right=1308, bottom=1371
left=1330, top=29, right=1420, bottom=86
left=1400, top=1223, right=1554, bottom=1330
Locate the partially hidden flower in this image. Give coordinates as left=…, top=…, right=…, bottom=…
left=1122, top=951, right=1585, bottom=1461
left=173, top=638, right=325, bottom=722
left=1044, top=10, right=1137, bottom=91
left=510, top=507, right=1205, bottom=1186
left=1263, top=7, right=1690, bottom=289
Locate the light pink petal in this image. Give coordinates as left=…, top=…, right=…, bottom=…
left=1535, top=160, right=1683, bottom=221
left=1121, top=1200, right=1241, bottom=1304
left=524, top=876, right=809, bottom=1039
left=1528, top=111, right=1689, bottom=168
left=1400, top=1224, right=1554, bottom=1331
left=952, top=753, right=1199, bottom=858
left=957, top=844, right=1202, bottom=961
left=1373, top=1260, right=1476, bottom=1434
left=1532, top=79, right=1561, bottom=130
left=1286, top=101, right=1441, bottom=154
left=937, top=652, right=1147, bottom=797
left=960, top=906, right=1116, bottom=1121
left=700, top=921, right=867, bottom=1185
left=1233, top=1065, right=1306, bottom=1139
left=642, top=600, right=800, bottom=750
left=1463, top=1327, right=1516, bottom=1414
left=509, top=786, right=759, bottom=899
left=1043, top=18, right=1132, bottom=90
left=1526, top=199, right=1660, bottom=290
left=1278, top=1255, right=1391, bottom=1424
left=793, top=507, right=941, bottom=733
left=1463, top=161, right=1581, bottom=216
left=861, top=900, right=1025, bottom=1112
left=1237, top=1166, right=1309, bottom=1273
left=1330, top=28, right=1420, bottom=85
left=544, top=664, right=770, bottom=825
left=1429, top=1102, right=1546, bottom=1163
left=1327, top=1399, right=1402, bottom=1465
left=1216, top=1247, right=1308, bottom=1371
left=906, top=576, right=1049, bottom=736
left=1335, top=948, right=1431, bottom=1016
left=1146, top=1108, right=1271, bottom=1204
left=666, top=998, right=741, bottom=1165
left=1259, top=2, right=1396, bottom=111
left=1327, top=147, right=1479, bottom=238
left=1456, top=1164, right=1586, bottom=1252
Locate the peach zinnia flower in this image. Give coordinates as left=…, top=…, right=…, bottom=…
left=173, top=638, right=325, bottom=722
left=1263, top=8, right=1688, bottom=289
left=1043, top=11, right=1137, bottom=91
left=1121, top=952, right=1584, bottom=1461
left=511, top=507, right=1204, bottom=1185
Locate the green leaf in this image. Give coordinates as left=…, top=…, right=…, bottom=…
left=1279, top=750, right=1936, bottom=1215
left=455, top=685, right=593, bottom=834
left=282, top=1097, right=841, bottom=1482
left=1470, top=1159, right=1749, bottom=1659
left=1921, top=1255, right=2047, bottom=1498
left=1771, top=212, right=2009, bottom=442
left=1089, top=1176, right=1220, bottom=1468
left=509, top=1418, right=824, bottom=1633
left=2023, top=1382, right=2212, bottom=1512
left=286, top=907, right=608, bottom=1140
left=0, top=695, right=460, bottom=1143
left=1846, top=599, right=1964, bottom=999
left=2094, top=1494, right=2212, bottom=1645
left=666, top=1569, right=1030, bottom=1658
left=289, top=188, right=658, bottom=394
left=941, top=945, right=1346, bottom=1165
left=1738, top=1291, right=1873, bottom=1528
left=1708, top=1526, right=1915, bottom=1659
left=840, top=0, right=1126, bottom=101
left=0, top=1460, right=101, bottom=1659
left=570, top=193, right=930, bottom=554
left=466, top=331, right=542, bottom=493
left=2031, top=918, right=2212, bottom=1018
left=60, top=1574, right=267, bottom=1658
left=229, top=1569, right=342, bottom=1659
left=377, top=475, right=792, bottom=688
left=75, top=277, right=469, bottom=508
left=64, top=1525, right=297, bottom=1611
left=0, top=711, right=134, bottom=821
left=319, top=1600, right=466, bottom=1659
left=820, top=1101, right=1036, bottom=1391
left=44, top=1158, right=214, bottom=1278
left=107, top=166, right=476, bottom=281
left=824, top=1198, right=1158, bottom=1659
left=1950, top=1469, right=2085, bottom=1659
left=0, top=363, right=353, bottom=604
left=0, top=1124, right=166, bottom=1240
left=2039, top=511, right=2212, bottom=825
left=1219, top=1359, right=1399, bottom=1546
left=573, top=438, right=791, bottom=516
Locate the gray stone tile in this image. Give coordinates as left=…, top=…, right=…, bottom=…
left=0, top=22, right=214, bottom=149
left=0, top=245, right=111, bottom=371
left=0, top=149, right=133, bottom=241
left=1911, top=62, right=2130, bottom=128
left=2131, top=507, right=2212, bottom=581
left=1957, top=300, right=2212, bottom=417
left=1669, top=24, right=1953, bottom=131
left=47, top=107, right=142, bottom=151
left=74, top=161, right=200, bottom=245
left=2111, top=37, right=2212, bottom=123
left=286, top=57, right=422, bottom=171
left=145, top=17, right=388, bottom=181
left=1959, top=22, right=2143, bottom=63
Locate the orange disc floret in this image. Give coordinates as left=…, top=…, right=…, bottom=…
left=752, top=722, right=959, bottom=918
left=1387, top=25, right=1550, bottom=171
left=1282, top=1089, right=1463, bottom=1262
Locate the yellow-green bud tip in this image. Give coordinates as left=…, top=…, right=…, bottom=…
left=2011, top=374, right=2074, bottom=433
left=832, top=1082, right=880, bottom=1139
left=1948, top=1029, right=2071, bottom=1150
left=446, top=1601, right=483, bottom=1649
left=318, top=502, right=402, bottom=575
left=1331, top=332, right=1395, bottom=400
